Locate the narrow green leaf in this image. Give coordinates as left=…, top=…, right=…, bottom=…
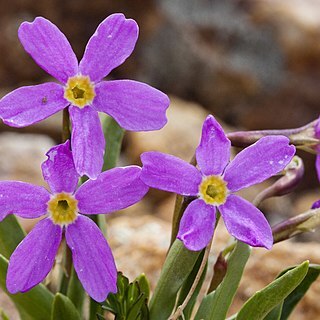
left=0, top=255, right=53, bottom=320
left=195, top=241, right=251, bottom=320
left=127, top=282, right=140, bottom=307
left=236, top=260, right=309, bottom=320
left=278, top=264, right=320, bottom=320
left=0, top=215, right=25, bottom=259
left=51, top=293, right=80, bottom=320
left=102, top=116, right=125, bottom=171
left=149, top=239, right=201, bottom=320
left=264, top=263, right=319, bottom=320
left=127, top=293, right=146, bottom=320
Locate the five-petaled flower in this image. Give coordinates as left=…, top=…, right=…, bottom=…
left=0, top=14, right=169, bottom=179
left=0, top=141, right=149, bottom=302
left=140, top=115, right=296, bottom=251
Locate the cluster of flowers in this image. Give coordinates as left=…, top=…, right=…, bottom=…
left=0, top=14, right=296, bottom=302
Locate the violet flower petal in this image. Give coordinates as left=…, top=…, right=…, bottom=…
left=93, top=80, right=169, bottom=131
left=75, top=166, right=148, bottom=214
left=177, top=199, right=216, bottom=251
left=219, top=194, right=273, bottom=249
left=0, top=83, right=67, bottom=128
left=196, top=115, right=231, bottom=176
left=79, top=14, right=138, bottom=82
left=18, top=17, right=78, bottom=83
left=140, top=152, right=202, bottom=196
left=0, top=182, right=50, bottom=221
left=316, top=154, right=320, bottom=183
left=41, top=141, right=79, bottom=194
left=311, top=199, right=320, bottom=209
left=6, top=218, right=62, bottom=293
left=224, top=136, right=295, bottom=192
left=69, top=106, right=105, bottom=179
left=65, top=215, right=117, bottom=302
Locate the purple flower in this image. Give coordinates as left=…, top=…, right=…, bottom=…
left=0, top=141, right=148, bottom=302
left=0, top=14, right=170, bottom=179
left=140, top=115, right=296, bottom=251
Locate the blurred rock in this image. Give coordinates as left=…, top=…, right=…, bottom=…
left=0, top=132, right=54, bottom=184
left=125, top=96, right=209, bottom=163
left=108, top=215, right=171, bottom=289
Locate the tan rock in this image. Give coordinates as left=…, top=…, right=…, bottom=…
left=0, top=132, right=54, bottom=184
left=125, top=96, right=210, bottom=164
left=108, top=215, right=171, bottom=290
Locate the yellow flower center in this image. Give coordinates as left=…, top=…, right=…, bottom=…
left=199, top=175, right=228, bottom=205
left=48, top=193, right=78, bottom=226
left=64, top=75, right=95, bottom=108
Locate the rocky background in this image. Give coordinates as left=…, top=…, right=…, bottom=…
left=1, top=0, right=320, bottom=319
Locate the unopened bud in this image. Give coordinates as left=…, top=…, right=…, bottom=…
left=272, top=207, right=320, bottom=243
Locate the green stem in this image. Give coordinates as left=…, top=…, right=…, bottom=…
left=62, top=108, right=71, bottom=142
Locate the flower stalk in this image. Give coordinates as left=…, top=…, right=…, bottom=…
left=227, top=119, right=319, bottom=152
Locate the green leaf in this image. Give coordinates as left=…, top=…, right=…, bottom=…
left=264, top=303, right=283, bottom=320
left=102, top=116, right=125, bottom=171
left=0, top=254, right=53, bottom=320
left=127, top=294, right=147, bottom=320
left=280, top=264, right=320, bottom=319
left=149, top=239, right=201, bottom=320
left=264, top=264, right=320, bottom=320
left=195, top=241, right=251, bottom=320
left=176, top=250, right=207, bottom=319
left=236, top=260, right=309, bottom=320
left=51, top=293, right=81, bottom=320
left=0, top=215, right=25, bottom=259
left=135, top=273, right=150, bottom=300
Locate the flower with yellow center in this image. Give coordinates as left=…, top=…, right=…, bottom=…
left=48, top=192, right=78, bottom=226
left=64, top=75, right=96, bottom=108
left=141, top=115, right=296, bottom=251
left=199, top=175, right=228, bottom=205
